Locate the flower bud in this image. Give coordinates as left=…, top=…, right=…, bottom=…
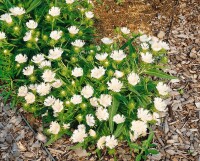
left=107, top=70, right=114, bottom=77
left=60, top=90, right=67, bottom=97
left=86, top=55, right=93, bottom=62
left=65, top=101, right=71, bottom=107
left=3, top=49, right=9, bottom=54
left=29, top=75, right=36, bottom=83
left=71, top=57, right=78, bottom=63
left=103, top=60, right=109, bottom=67
left=42, top=35, right=48, bottom=41
left=80, top=103, right=87, bottom=110
left=26, top=42, right=33, bottom=48
left=78, top=31, right=83, bottom=36
left=46, top=15, right=51, bottom=21
left=74, top=47, right=81, bottom=53
left=128, top=101, right=136, bottom=110
left=76, top=114, right=83, bottom=122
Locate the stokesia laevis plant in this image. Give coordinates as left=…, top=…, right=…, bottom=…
left=0, top=0, right=176, bottom=160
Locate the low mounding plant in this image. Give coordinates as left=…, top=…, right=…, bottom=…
left=0, top=0, right=175, bottom=160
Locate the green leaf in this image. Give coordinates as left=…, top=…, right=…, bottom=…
left=136, top=154, right=142, bottom=161
left=26, top=0, right=42, bottom=13
left=109, top=97, right=120, bottom=133
left=147, top=149, right=159, bottom=155
left=114, top=123, right=124, bottom=138
left=143, top=69, right=176, bottom=79
left=69, top=143, right=84, bottom=150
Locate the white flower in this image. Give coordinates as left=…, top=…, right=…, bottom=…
left=48, top=47, right=63, bottom=60
left=110, top=50, right=126, bottom=61
left=141, top=43, right=149, bottom=50
left=52, top=79, right=63, bottom=88
left=130, top=132, right=139, bottom=142
left=154, top=97, right=167, bottom=112
left=50, top=30, right=62, bottom=40
left=49, top=6, right=60, bottom=17
left=101, top=37, right=113, bottom=45
left=156, top=82, right=170, bottom=96
left=32, top=54, right=45, bottom=64
left=152, top=112, right=160, bottom=124
left=89, top=129, right=96, bottom=137
left=99, top=94, right=112, bottom=108
left=23, top=31, right=32, bottom=41
left=137, top=108, right=152, bottom=122
left=95, top=53, right=108, bottom=61
left=121, top=27, right=130, bottom=34
left=66, top=0, right=75, bottom=4
left=96, top=106, right=109, bottom=121
left=113, top=114, right=125, bottom=124
left=71, top=95, right=82, bottom=104
left=0, top=32, right=6, bottom=40
left=91, top=66, right=105, bottom=79
left=26, top=20, right=38, bottom=29
left=151, top=41, right=162, bottom=51
left=0, top=13, right=12, bottom=23
left=139, top=34, right=151, bottom=42
left=160, top=41, right=170, bottom=50
left=23, top=65, right=34, bottom=76
left=42, top=69, right=55, bottom=82
left=15, top=54, right=28, bottom=63
left=107, top=78, right=123, bottom=92
left=85, top=11, right=94, bottom=19
left=39, top=60, right=51, bottom=68
left=52, top=99, right=64, bottom=113
left=150, top=36, right=159, bottom=44
left=44, top=96, right=55, bottom=106
left=29, top=84, right=37, bottom=91
left=127, top=72, right=140, bottom=86
left=141, top=52, right=154, bottom=63
left=36, top=83, right=51, bottom=96
left=114, top=70, right=124, bottom=78
left=81, top=85, right=94, bottom=99
left=25, top=92, right=35, bottom=104
left=86, top=114, right=95, bottom=127
left=68, top=26, right=79, bottom=35
left=9, top=7, right=25, bottom=16
left=71, top=39, right=85, bottom=48
left=90, top=97, right=99, bottom=107
left=63, top=123, right=70, bottom=129
left=18, top=86, right=28, bottom=97
left=72, top=67, right=83, bottom=77
left=97, top=136, right=106, bottom=149
left=71, top=124, right=87, bottom=143
left=105, top=135, right=118, bottom=149
left=131, top=120, right=147, bottom=136
left=49, top=121, right=60, bottom=135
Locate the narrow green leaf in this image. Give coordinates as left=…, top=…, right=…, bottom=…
left=114, top=123, right=124, bottom=138
left=143, top=69, right=176, bottom=79
left=147, top=149, right=159, bottom=155
left=136, top=154, right=142, bottom=161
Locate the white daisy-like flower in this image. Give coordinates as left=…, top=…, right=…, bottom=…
left=0, top=32, right=6, bottom=40
left=105, top=135, right=118, bottom=149
left=29, top=84, right=37, bottom=91
left=81, top=85, right=94, bottom=99
left=113, top=114, right=125, bottom=124
left=31, top=54, right=45, bottom=64
left=44, top=96, right=56, bottom=106
left=52, top=99, right=64, bottom=113
left=130, top=131, right=139, bottom=142
left=85, top=11, right=94, bottom=19
left=36, top=83, right=51, bottom=96
left=150, top=36, right=159, bottom=44
left=25, top=92, right=35, bottom=104
left=72, top=67, right=83, bottom=77
left=9, top=7, right=25, bottom=16
left=23, top=65, right=34, bottom=76
left=26, top=20, right=38, bottom=29
left=90, top=97, right=99, bottom=107
left=121, top=27, right=130, bottom=34
left=114, top=70, right=124, bottom=78
left=151, top=41, right=162, bottom=51
left=154, top=97, right=167, bottom=112
left=39, top=60, right=51, bottom=68
left=68, top=26, right=79, bottom=35
left=127, top=72, right=140, bottom=86
left=97, top=136, right=106, bottom=149
left=50, top=30, right=62, bottom=40
left=91, top=66, right=105, bottom=79
left=48, top=47, right=63, bottom=60
left=95, top=53, right=108, bottom=61
left=71, top=95, right=82, bottom=104
left=110, top=50, right=126, bottom=61
left=52, top=79, right=63, bottom=88
left=107, top=78, right=123, bottom=92
left=139, top=34, right=151, bottom=42
left=63, top=123, right=70, bottom=129
left=18, top=85, right=28, bottom=97
left=99, top=94, right=112, bottom=108
left=66, top=0, right=75, bottom=4
left=101, top=37, right=113, bottom=45
left=131, top=120, right=147, bottom=136
left=71, top=124, right=88, bottom=143
left=141, top=43, right=149, bottom=50
left=96, top=106, right=109, bottom=121
left=156, top=82, right=170, bottom=96
left=137, top=108, right=152, bottom=122
left=49, top=121, right=60, bottom=135
left=71, top=39, right=85, bottom=48
left=23, top=31, right=32, bottom=41
left=49, top=6, right=60, bottom=17
left=89, top=129, right=96, bottom=137
left=141, top=52, right=154, bottom=63
left=0, top=13, right=12, bottom=23
left=15, top=54, right=28, bottom=64
left=160, top=41, right=170, bottom=50
left=152, top=112, right=160, bottom=124
left=86, top=114, right=95, bottom=127
left=42, top=69, right=55, bottom=83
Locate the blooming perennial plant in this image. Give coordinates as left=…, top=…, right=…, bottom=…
left=0, top=0, right=175, bottom=159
